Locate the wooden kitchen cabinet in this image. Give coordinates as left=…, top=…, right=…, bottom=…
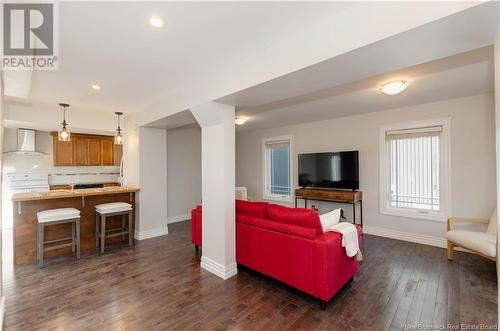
left=51, top=133, right=118, bottom=166
left=88, top=138, right=102, bottom=165
left=73, top=137, right=89, bottom=165
left=100, top=139, right=114, bottom=165
left=53, top=137, right=74, bottom=166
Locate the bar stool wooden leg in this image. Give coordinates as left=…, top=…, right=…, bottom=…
left=72, top=221, right=76, bottom=253
left=122, top=214, right=126, bottom=241
left=95, top=213, right=100, bottom=248
left=37, top=223, right=44, bottom=267
left=36, top=222, right=40, bottom=263
left=76, top=218, right=81, bottom=260
left=100, top=215, right=106, bottom=254
left=128, top=210, right=133, bottom=246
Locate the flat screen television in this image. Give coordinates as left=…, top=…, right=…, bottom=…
left=298, top=151, right=359, bottom=190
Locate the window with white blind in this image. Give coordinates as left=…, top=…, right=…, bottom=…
left=263, top=136, right=292, bottom=201
left=379, top=119, right=451, bottom=222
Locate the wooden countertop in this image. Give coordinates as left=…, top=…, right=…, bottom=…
left=12, top=187, right=140, bottom=202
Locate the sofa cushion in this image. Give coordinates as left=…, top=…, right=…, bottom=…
left=237, top=214, right=318, bottom=240
left=266, top=204, right=323, bottom=235
left=446, top=230, right=497, bottom=257
left=236, top=200, right=268, bottom=218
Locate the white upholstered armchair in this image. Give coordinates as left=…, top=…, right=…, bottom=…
left=446, top=210, right=497, bottom=263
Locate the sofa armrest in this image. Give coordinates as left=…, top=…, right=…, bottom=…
left=312, top=230, right=360, bottom=301
left=191, top=207, right=202, bottom=246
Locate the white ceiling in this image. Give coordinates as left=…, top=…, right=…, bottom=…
left=6, top=1, right=351, bottom=114
left=228, top=46, right=494, bottom=131
left=146, top=109, right=198, bottom=131
left=148, top=46, right=494, bottom=132
left=216, top=2, right=498, bottom=109
left=3, top=1, right=496, bottom=133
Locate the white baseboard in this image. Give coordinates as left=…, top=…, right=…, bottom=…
left=363, top=225, right=447, bottom=249
left=134, top=226, right=169, bottom=240
left=200, top=256, right=238, bottom=280
left=0, top=296, right=5, bottom=330
left=167, top=213, right=190, bottom=224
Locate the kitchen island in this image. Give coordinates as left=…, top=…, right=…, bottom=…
left=12, top=186, right=139, bottom=265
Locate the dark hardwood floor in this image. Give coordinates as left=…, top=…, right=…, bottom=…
left=3, top=221, right=497, bottom=330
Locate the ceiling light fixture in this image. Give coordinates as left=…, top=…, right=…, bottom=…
left=114, top=112, right=123, bottom=145
left=91, top=84, right=102, bottom=90
left=235, top=117, right=247, bottom=125
left=149, top=16, right=164, bottom=28
left=58, top=103, right=71, bottom=141
left=380, top=80, right=408, bottom=95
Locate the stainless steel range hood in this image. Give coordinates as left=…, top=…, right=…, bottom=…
left=4, top=128, right=47, bottom=155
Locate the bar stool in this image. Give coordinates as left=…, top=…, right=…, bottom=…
left=36, top=208, right=81, bottom=267
left=95, top=202, right=133, bottom=254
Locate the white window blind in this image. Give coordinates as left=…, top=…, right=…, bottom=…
left=386, top=125, right=441, bottom=211
left=263, top=138, right=291, bottom=200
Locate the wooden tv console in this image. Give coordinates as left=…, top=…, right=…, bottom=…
left=295, top=188, right=363, bottom=226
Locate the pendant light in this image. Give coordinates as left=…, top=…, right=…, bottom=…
left=114, top=112, right=123, bottom=145
left=58, top=103, right=71, bottom=141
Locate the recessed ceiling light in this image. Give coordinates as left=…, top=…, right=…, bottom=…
left=235, top=117, right=248, bottom=125
left=380, top=80, right=408, bottom=95
left=149, top=17, right=164, bottom=28
left=91, top=84, right=101, bottom=90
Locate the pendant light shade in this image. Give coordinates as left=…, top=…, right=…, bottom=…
left=114, top=112, right=123, bottom=145
left=58, top=103, right=71, bottom=141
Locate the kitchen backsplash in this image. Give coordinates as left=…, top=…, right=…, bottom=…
left=2, top=128, right=119, bottom=185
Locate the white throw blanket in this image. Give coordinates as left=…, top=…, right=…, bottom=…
left=328, top=222, right=363, bottom=261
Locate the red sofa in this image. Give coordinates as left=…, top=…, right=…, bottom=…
left=191, top=205, right=202, bottom=250
left=191, top=200, right=362, bottom=308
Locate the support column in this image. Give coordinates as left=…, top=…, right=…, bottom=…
left=191, top=102, right=236, bottom=280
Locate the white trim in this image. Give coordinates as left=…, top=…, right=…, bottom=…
left=0, top=296, right=5, bottom=330
left=379, top=117, right=452, bottom=222
left=200, top=256, right=238, bottom=280
left=363, top=225, right=447, bottom=248
left=262, top=135, right=293, bottom=202
left=167, top=213, right=190, bottom=224
left=134, top=226, right=169, bottom=240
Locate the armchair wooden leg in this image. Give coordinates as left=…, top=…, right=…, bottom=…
left=447, top=241, right=454, bottom=261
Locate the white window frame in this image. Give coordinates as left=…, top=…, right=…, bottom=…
left=262, top=135, right=293, bottom=202
left=379, top=118, right=451, bottom=222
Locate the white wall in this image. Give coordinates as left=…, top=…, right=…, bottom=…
left=166, top=127, right=201, bottom=223
left=236, top=93, right=496, bottom=242
left=123, top=114, right=140, bottom=188
left=4, top=101, right=117, bottom=135
left=0, top=73, right=4, bottom=322
left=122, top=115, right=169, bottom=239
left=135, top=127, right=168, bottom=239
left=494, top=17, right=500, bottom=287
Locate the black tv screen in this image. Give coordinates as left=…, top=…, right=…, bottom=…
left=298, top=151, right=359, bottom=190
